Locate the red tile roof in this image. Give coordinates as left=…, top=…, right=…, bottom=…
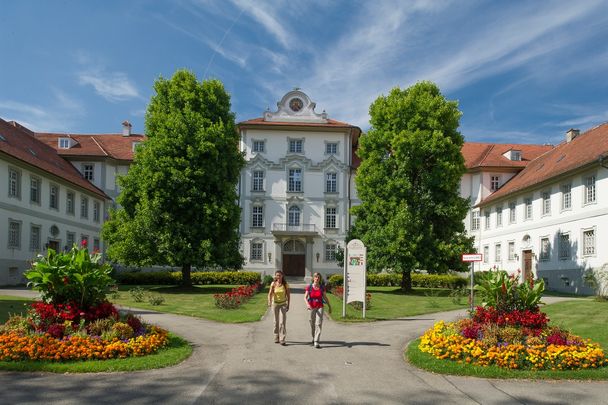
left=35, top=132, right=146, bottom=161
left=239, top=117, right=359, bottom=129
left=462, top=142, right=553, bottom=169
left=479, top=123, right=608, bottom=206
left=0, top=119, right=108, bottom=199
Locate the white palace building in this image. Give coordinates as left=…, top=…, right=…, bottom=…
left=1, top=89, right=608, bottom=294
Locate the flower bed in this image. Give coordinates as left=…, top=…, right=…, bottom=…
left=0, top=326, right=169, bottom=361
left=214, top=283, right=260, bottom=309
left=417, top=270, right=608, bottom=371
left=419, top=320, right=607, bottom=370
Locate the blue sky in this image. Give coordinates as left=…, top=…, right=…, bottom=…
left=1, top=0, right=607, bottom=145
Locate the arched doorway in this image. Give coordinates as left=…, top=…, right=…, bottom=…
left=282, top=239, right=305, bottom=276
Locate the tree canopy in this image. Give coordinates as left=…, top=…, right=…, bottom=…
left=351, top=81, right=473, bottom=291
left=102, top=70, right=245, bottom=286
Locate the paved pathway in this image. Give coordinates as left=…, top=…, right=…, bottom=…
left=0, top=286, right=607, bottom=404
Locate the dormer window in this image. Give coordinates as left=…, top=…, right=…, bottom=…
left=59, top=138, right=71, bottom=149
left=502, top=149, right=522, bottom=161
left=132, top=141, right=142, bottom=152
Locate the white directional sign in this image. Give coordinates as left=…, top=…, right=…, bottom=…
left=462, top=253, right=483, bottom=262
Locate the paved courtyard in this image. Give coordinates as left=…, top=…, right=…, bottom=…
left=0, top=285, right=607, bottom=405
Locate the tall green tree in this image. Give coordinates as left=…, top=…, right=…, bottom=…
left=351, top=81, right=473, bottom=291
left=103, top=70, right=245, bottom=287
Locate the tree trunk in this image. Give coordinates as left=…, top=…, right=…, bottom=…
left=400, top=270, right=412, bottom=292
left=182, top=263, right=192, bottom=287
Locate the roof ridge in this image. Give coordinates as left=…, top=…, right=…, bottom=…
left=91, top=136, right=110, bottom=157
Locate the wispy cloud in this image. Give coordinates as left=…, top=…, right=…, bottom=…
left=0, top=89, right=85, bottom=132
left=78, top=70, right=140, bottom=102
left=228, top=0, right=292, bottom=48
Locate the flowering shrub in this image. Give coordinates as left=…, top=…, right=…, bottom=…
left=29, top=301, right=119, bottom=333
left=214, top=283, right=260, bottom=309
left=25, top=242, right=114, bottom=309
left=472, top=306, right=549, bottom=330
left=419, top=320, right=607, bottom=371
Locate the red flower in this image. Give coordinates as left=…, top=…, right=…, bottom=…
left=81, top=239, right=88, bottom=247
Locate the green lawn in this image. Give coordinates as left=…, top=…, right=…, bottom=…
left=406, top=299, right=608, bottom=379
left=327, top=287, right=469, bottom=322
left=0, top=295, right=34, bottom=323
left=110, top=285, right=270, bottom=323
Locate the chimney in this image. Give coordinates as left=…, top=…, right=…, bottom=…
left=122, top=120, right=132, bottom=137
left=566, top=128, right=579, bottom=143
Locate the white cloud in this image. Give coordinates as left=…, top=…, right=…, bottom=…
left=228, top=0, right=292, bottom=48
left=78, top=70, right=140, bottom=102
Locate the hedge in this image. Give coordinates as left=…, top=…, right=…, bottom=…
left=327, top=273, right=467, bottom=289
left=114, top=271, right=261, bottom=286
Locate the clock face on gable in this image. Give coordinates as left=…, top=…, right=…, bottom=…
left=289, top=97, right=304, bottom=112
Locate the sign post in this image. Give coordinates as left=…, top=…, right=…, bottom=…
left=461, top=253, right=483, bottom=312
left=343, top=239, right=367, bottom=318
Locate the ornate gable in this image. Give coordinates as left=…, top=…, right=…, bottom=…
left=263, top=89, right=328, bottom=123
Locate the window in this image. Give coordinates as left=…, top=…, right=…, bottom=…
left=490, top=176, right=500, bottom=192
left=81, top=197, right=89, bottom=219
left=8, top=221, right=21, bottom=249
left=508, top=242, right=515, bottom=261
left=540, top=237, right=550, bottom=261
left=496, top=206, right=503, bottom=227
left=66, top=232, right=75, bottom=250
left=325, top=207, right=337, bottom=229
left=524, top=198, right=532, bottom=220
left=82, top=164, right=94, bottom=181
left=252, top=170, right=264, bottom=192
left=584, top=175, right=596, bottom=204
left=288, top=206, right=300, bottom=226
left=495, top=243, right=502, bottom=262
left=583, top=229, right=596, bottom=256
left=93, top=238, right=100, bottom=252
left=326, top=142, right=338, bottom=155
left=561, top=184, right=572, bottom=210
left=252, top=140, right=265, bottom=153
left=542, top=192, right=551, bottom=215
left=288, top=139, right=303, bottom=153
left=483, top=245, right=489, bottom=263
left=325, top=243, right=337, bottom=261
left=509, top=202, right=516, bottom=223
left=93, top=201, right=100, bottom=222
left=66, top=191, right=75, bottom=215
left=325, top=172, right=337, bottom=193
left=30, top=225, right=41, bottom=251
left=288, top=169, right=302, bottom=192
left=132, top=142, right=142, bottom=152
left=49, top=184, right=59, bottom=209
left=8, top=168, right=20, bottom=198
left=484, top=210, right=490, bottom=230
left=252, top=206, right=264, bottom=227
left=471, top=211, right=480, bottom=231
left=59, top=138, right=71, bottom=149
left=559, top=233, right=570, bottom=259
left=30, top=177, right=41, bottom=204
left=250, top=242, right=263, bottom=261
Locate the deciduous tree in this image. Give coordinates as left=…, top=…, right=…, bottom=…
left=351, top=81, right=473, bottom=291
left=103, top=70, right=245, bottom=287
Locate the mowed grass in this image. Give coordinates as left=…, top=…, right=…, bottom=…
left=0, top=295, right=34, bottom=323
left=111, top=285, right=270, bottom=323
left=406, top=299, right=608, bottom=380
left=327, top=287, right=469, bottom=322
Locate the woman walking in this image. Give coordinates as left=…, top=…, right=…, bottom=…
left=305, top=272, right=331, bottom=348
left=267, top=270, right=290, bottom=345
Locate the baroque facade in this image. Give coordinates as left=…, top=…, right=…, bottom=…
left=238, top=90, right=361, bottom=280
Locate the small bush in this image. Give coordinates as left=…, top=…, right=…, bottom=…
left=148, top=293, right=165, bottom=306
left=112, top=322, right=134, bottom=339
left=87, top=318, right=115, bottom=336
left=129, top=286, right=146, bottom=302
left=262, top=275, right=274, bottom=286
